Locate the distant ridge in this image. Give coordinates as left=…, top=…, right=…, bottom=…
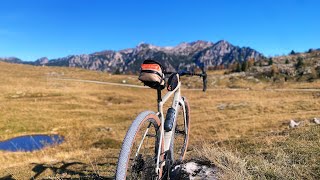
left=1, top=40, right=264, bottom=73
left=0, top=57, right=23, bottom=64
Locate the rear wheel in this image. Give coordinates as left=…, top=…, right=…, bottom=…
left=116, top=111, right=164, bottom=180
left=170, top=97, right=190, bottom=164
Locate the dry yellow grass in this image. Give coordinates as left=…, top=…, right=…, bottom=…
left=0, top=62, right=319, bottom=179
left=195, top=124, right=320, bottom=179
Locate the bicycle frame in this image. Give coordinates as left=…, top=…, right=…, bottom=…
left=154, top=82, right=187, bottom=177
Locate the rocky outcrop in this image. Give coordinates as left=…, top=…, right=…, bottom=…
left=248, top=49, right=320, bottom=80
left=194, top=40, right=262, bottom=67
left=34, top=57, right=49, bottom=66
left=172, top=161, right=217, bottom=179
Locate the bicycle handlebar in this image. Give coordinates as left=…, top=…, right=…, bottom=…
left=165, top=71, right=207, bottom=92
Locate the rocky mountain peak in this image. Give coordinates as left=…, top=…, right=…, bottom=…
left=136, top=42, right=161, bottom=51
left=35, top=57, right=49, bottom=65
left=215, top=40, right=229, bottom=45
left=211, top=40, right=233, bottom=54
left=0, top=57, right=23, bottom=63
left=175, top=42, right=190, bottom=49
left=189, top=40, right=214, bottom=47
left=172, top=40, right=214, bottom=56
left=136, top=42, right=149, bottom=48
left=92, top=50, right=115, bottom=56
left=214, top=40, right=232, bottom=48
left=175, top=40, right=213, bottom=50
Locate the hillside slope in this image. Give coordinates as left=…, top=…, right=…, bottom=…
left=241, top=49, right=320, bottom=81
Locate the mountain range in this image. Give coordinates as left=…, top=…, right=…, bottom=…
left=0, top=40, right=264, bottom=73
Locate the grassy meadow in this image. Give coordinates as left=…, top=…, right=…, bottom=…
left=0, top=62, right=319, bottom=179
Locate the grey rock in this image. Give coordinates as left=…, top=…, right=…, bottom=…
left=289, top=120, right=300, bottom=128
left=174, top=161, right=217, bottom=180
left=313, top=118, right=320, bottom=125
left=217, top=103, right=227, bottom=110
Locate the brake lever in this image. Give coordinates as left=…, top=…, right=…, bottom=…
left=202, top=73, right=207, bottom=92
left=200, top=66, right=207, bottom=92
left=178, top=69, right=207, bottom=91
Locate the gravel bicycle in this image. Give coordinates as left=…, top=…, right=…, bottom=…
left=116, top=60, right=207, bottom=179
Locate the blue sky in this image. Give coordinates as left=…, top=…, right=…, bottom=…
left=0, top=0, right=319, bottom=61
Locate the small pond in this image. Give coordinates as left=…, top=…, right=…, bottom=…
left=0, top=134, right=64, bottom=152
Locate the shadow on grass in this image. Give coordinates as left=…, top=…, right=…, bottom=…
left=0, top=155, right=118, bottom=180
left=0, top=174, right=15, bottom=180
left=29, top=161, right=114, bottom=180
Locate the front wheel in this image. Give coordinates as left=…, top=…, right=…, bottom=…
left=116, top=111, right=164, bottom=180
left=170, top=97, right=190, bottom=164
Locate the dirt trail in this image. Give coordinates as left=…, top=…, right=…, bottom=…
left=54, top=78, right=320, bottom=92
